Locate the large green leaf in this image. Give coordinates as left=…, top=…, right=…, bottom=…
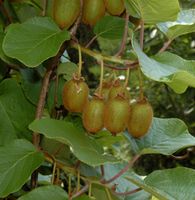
left=2, top=17, right=70, bottom=67
left=18, top=185, right=68, bottom=200
left=126, top=118, right=195, bottom=155
left=144, top=167, right=195, bottom=200
left=124, top=0, right=180, bottom=24
left=157, top=9, right=195, bottom=39
left=94, top=16, right=132, bottom=40
left=0, top=79, right=36, bottom=145
left=29, top=118, right=118, bottom=166
left=132, top=37, right=195, bottom=93
left=0, top=139, right=44, bottom=198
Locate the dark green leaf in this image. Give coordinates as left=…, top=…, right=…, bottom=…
left=126, top=118, right=195, bottom=155
left=2, top=17, right=70, bottom=67
left=132, top=37, right=195, bottom=93
left=158, top=9, right=195, bottom=39
left=29, top=118, right=118, bottom=166
left=125, top=0, right=180, bottom=24
left=0, top=139, right=44, bottom=198
left=0, top=79, right=36, bottom=145
left=18, top=185, right=68, bottom=200
left=94, top=16, right=132, bottom=40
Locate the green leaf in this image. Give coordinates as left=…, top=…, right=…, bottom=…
left=0, top=139, right=44, bottom=198
left=57, top=62, right=78, bottom=80
left=18, top=185, right=68, bottom=200
left=157, top=9, right=195, bottom=39
left=0, top=79, right=36, bottom=145
left=132, top=37, right=195, bottom=93
left=145, top=167, right=195, bottom=200
left=0, top=32, right=14, bottom=64
left=125, top=0, right=180, bottom=24
left=2, top=17, right=70, bottom=67
left=126, top=118, right=195, bottom=155
left=94, top=16, right=133, bottom=40
left=29, top=118, right=118, bottom=166
left=126, top=174, right=169, bottom=200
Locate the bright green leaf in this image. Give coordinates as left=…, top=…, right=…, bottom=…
left=18, top=185, right=68, bottom=200
left=94, top=16, right=133, bottom=40
left=158, top=9, right=195, bottom=39
left=145, top=167, right=195, bottom=200
left=0, top=139, right=44, bottom=198
left=126, top=118, right=195, bottom=155
left=2, top=17, right=70, bottom=67
left=0, top=79, right=36, bottom=145
left=125, top=0, right=180, bottom=24
left=132, top=37, right=195, bottom=93
left=29, top=118, right=118, bottom=166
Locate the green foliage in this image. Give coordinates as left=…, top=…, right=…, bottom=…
left=0, top=0, right=194, bottom=199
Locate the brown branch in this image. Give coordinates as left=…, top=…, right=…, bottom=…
left=101, top=155, right=140, bottom=184
left=139, top=20, right=144, bottom=50
left=31, top=43, right=67, bottom=189
left=104, top=61, right=139, bottom=71
left=0, top=1, right=13, bottom=24
left=70, top=0, right=83, bottom=37
left=115, top=13, right=130, bottom=57
left=158, top=39, right=172, bottom=53
left=112, top=187, right=142, bottom=196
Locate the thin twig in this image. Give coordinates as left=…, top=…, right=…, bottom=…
left=112, top=187, right=142, bottom=196
left=101, top=155, right=140, bottom=184
left=158, top=39, right=172, bottom=53
left=85, top=35, right=98, bottom=48
left=70, top=184, right=89, bottom=200
left=115, top=13, right=130, bottom=57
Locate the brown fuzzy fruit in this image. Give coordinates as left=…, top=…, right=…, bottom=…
left=104, top=0, right=125, bottom=16
left=82, top=97, right=105, bottom=133
left=82, top=0, right=105, bottom=26
left=53, top=0, right=80, bottom=29
left=108, top=80, right=130, bottom=100
left=127, top=100, right=153, bottom=138
left=104, top=96, right=130, bottom=135
left=62, top=78, right=89, bottom=112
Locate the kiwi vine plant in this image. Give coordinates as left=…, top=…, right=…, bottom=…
left=0, top=0, right=195, bottom=200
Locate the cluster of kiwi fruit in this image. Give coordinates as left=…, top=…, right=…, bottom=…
left=53, top=0, right=126, bottom=29
left=62, top=74, right=153, bottom=138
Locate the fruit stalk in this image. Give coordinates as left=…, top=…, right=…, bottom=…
left=98, top=59, right=104, bottom=97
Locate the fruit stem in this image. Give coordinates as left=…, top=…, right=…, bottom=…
left=124, top=68, right=130, bottom=87
left=78, top=44, right=82, bottom=79
left=137, top=67, right=144, bottom=101
left=98, top=59, right=104, bottom=97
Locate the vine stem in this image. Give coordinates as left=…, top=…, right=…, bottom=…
left=115, top=12, right=130, bottom=57
left=85, top=35, right=98, bottom=48
left=138, top=20, right=144, bottom=100
left=100, top=155, right=140, bottom=184
left=111, top=187, right=142, bottom=196
left=98, top=59, right=104, bottom=97
left=41, top=0, right=47, bottom=16
left=70, top=184, right=89, bottom=200
left=158, top=39, right=172, bottom=53
left=71, top=41, right=136, bottom=66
